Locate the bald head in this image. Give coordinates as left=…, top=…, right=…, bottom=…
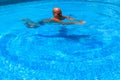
left=53, top=7, right=60, bottom=11
left=53, top=7, right=61, bottom=13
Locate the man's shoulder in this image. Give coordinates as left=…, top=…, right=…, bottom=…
left=52, top=18, right=61, bottom=22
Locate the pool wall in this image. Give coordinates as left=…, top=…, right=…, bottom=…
left=0, top=0, right=120, bottom=6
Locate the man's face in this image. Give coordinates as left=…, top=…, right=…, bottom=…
left=53, top=9, right=62, bottom=17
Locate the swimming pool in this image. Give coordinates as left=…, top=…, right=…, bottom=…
left=0, top=1, right=120, bottom=80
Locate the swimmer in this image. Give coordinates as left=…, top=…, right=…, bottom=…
left=22, top=7, right=86, bottom=28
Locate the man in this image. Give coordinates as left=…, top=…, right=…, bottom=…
left=22, top=7, right=86, bottom=28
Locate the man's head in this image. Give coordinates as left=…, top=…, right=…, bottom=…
left=53, top=7, right=62, bottom=17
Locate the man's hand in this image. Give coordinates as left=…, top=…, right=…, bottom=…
left=79, top=21, right=86, bottom=24
left=69, top=17, right=74, bottom=20
left=66, top=16, right=74, bottom=20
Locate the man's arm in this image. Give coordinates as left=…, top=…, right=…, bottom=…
left=63, top=16, right=74, bottom=20
left=38, top=18, right=55, bottom=25
left=39, top=18, right=86, bottom=25
left=63, top=16, right=86, bottom=24
left=59, top=21, right=79, bottom=25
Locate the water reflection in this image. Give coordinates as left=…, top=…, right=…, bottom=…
left=34, top=27, right=89, bottom=42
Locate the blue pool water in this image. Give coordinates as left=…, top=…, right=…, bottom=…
left=0, top=1, right=120, bottom=80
